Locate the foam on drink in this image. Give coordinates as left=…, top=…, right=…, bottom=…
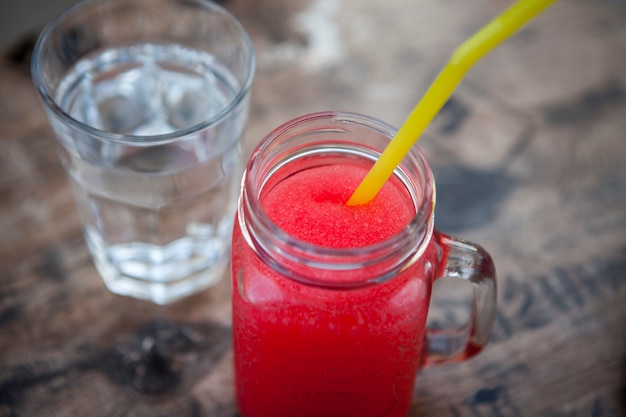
left=261, top=164, right=414, bottom=248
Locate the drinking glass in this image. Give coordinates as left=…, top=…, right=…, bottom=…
left=32, top=0, right=255, bottom=304
left=232, top=111, right=497, bottom=417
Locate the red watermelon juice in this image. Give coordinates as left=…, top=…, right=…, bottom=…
left=232, top=161, right=437, bottom=417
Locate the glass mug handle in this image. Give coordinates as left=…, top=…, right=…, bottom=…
left=423, top=230, right=497, bottom=366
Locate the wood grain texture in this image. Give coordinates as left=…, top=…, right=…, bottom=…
left=1, top=0, right=625, bottom=416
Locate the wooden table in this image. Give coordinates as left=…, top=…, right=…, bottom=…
left=1, top=0, right=625, bottom=415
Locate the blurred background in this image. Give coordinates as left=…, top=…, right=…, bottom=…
left=0, top=0, right=75, bottom=47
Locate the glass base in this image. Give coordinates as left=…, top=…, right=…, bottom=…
left=92, top=254, right=228, bottom=304
left=84, top=226, right=230, bottom=304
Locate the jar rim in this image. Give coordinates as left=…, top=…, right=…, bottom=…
left=239, top=111, right=436, bottom=288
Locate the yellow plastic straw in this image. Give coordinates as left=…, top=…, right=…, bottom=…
left=347, top=0, right=557, bottom=206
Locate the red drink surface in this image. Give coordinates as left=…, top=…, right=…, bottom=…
left=261, top=164, right=413, bottom=247
left=232, top=162, right=435, bottom=417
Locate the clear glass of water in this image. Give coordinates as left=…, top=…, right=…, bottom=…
left=31, top=0, right=255, bottom=304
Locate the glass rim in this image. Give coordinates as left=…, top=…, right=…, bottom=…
left=30, top=0, right=256, bottom=146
